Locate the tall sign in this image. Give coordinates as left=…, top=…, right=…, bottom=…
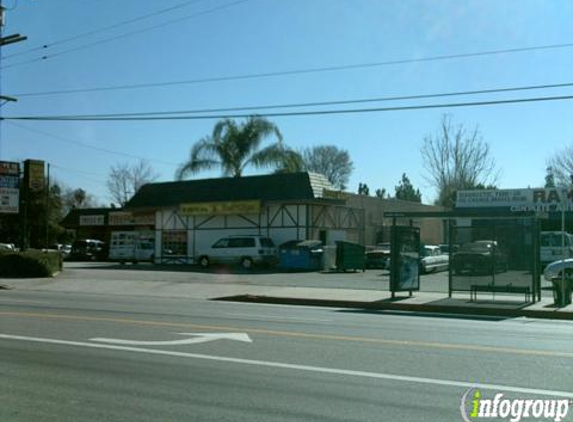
left=0, top=161, right=20, bottom=213
left=25, top=159, right=45, bottom=191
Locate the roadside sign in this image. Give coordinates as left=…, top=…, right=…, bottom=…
left=25, top=159, right=45, bottom=191
left=0, top=161, right=19, bottom=213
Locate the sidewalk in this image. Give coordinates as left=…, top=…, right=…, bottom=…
left=3, top=271, right=573, bottom=320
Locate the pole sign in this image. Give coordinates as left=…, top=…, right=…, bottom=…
left=456, top=188, right=573, bottom=212
left=25, top=159, right=45, bottom=191
left=0, top=161, right=20, bottom=213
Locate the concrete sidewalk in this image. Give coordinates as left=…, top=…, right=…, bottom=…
left=2, top=271, right=572, bottom=320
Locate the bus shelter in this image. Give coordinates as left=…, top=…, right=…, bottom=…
left=384, top=210, right=541, bottom=302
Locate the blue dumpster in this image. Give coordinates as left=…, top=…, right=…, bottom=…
left=278, top=240, right=324, bottom=271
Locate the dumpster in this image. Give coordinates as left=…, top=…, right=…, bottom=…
left=551, top=276, right=573, bottom=307
left=278, top=240, right=324, bottom=271
left=335, top=241, right=365, bottom=272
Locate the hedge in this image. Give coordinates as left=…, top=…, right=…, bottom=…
left=0, top=250, right=62, bottom=278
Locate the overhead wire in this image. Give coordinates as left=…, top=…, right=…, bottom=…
left=3, top=0, right=209, bottom=60
left=6, top=121, right=180, bottom=166
left=8, top=42, right=573, bottom=97
left=3, top=94, right=573, bottom=122
left=1, top=0, right=252, bottom=70
left=50, top=163, right=108, bottom=185
left=9, top=81, right=573, bottom=119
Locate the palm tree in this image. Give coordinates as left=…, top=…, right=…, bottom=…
left=176, top=116, right=292, bottom=179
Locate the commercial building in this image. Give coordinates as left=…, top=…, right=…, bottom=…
left=62, top=172, right=447, bottom=264
left=123, top=172, right=364, bottom=264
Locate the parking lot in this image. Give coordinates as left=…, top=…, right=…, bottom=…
left=61, top=262, right=542, bottom=295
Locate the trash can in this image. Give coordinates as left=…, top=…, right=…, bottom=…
left=551, top=276, right=573, bottom=307
left=335, top=241, right=365, bottom=272
left=278, top=240, right=324, bottom=271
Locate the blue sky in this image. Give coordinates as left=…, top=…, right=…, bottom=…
left=1, top=0, right=572, bottom=204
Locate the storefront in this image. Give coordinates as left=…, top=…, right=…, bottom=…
left=124, top=172, right=365, bottom=264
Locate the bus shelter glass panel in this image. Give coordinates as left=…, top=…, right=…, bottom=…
left=450, top=220, right=536, bottom=298
left=390, top=226, right=420, bottom=293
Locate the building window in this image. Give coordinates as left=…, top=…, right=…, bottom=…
left=162, top=230, right=187, bottom=256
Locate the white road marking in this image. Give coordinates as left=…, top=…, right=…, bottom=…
left=0, top=333, right=572, bottom=398
left=226, top=313, right=331, bottom=323
left=90, top=332, right=252, bottom=346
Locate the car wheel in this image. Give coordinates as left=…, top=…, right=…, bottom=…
left=241, top=257, right=253, bottom=270
left=199, top=256, right=210, bottom=268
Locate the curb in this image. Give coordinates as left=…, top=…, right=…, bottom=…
left=214, top=295, right=573, bottom=321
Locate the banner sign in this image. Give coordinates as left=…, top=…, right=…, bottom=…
left=109, top=211, right=155, bottom=226
left=79, top=215, right=105, bottom=226
left=0, top=161, right=19, bottom=213
left=180, top=200, right=261, bottom=216
left=456, top=188, right=573, bottom=212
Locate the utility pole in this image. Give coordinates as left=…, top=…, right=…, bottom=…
left=0, top=1, right=27, bottom=157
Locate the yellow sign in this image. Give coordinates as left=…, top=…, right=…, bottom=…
left=323, top=189, right=350, bottom=200
left=27, top=160, right=45, bottom=191
left=180, top=200, right=261, bottom=216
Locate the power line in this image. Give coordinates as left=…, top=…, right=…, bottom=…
left=8, top=41, right=573, bottom=97
left=50, top=163, right=108, bottom=185
left=3, top=94, right=573, bottom=122
left=1, top=0, right=252, bottom=70
left=6, top=121, right=180, bottom=165
left=3, top=0, right=208, bottom=60
left=12, top=81, right=573, bottom=119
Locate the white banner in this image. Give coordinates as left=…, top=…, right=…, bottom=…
left=456, top=188, right=573, bottom=212
left=0, top=188, right=19, bottom=213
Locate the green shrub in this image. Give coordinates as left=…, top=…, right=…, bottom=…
left=0, top=250, right=62, bottom=278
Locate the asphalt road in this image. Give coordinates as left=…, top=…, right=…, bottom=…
left=1, top=289, right=572, bottom=421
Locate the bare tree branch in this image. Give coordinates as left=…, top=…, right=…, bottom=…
left=421, top=114, right=499, bottom=207
left=107, top=160, right=159, bottom=207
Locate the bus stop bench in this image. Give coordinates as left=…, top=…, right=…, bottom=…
left=470, top=285, right=531, bottom=303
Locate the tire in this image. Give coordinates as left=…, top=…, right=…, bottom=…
left=240, top=257, right=253, bottom=270
left=199, top=256, right=210, bottom=268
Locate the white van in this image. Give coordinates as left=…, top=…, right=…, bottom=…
left=109, top=231, right=155, bottom=264
left=540, top=231, right=573, bottom=266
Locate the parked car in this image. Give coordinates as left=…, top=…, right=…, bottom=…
left=0, top=242, right=15, bottom=252
left=451, top=240, right=508, bottom=275
left=69, top=239, right=107, bottom=261
left=365, top=247, right=391, bottom=269
left=420, top=245, right=449, bottom=274
left=543, top=258, right=573, bottom=281
left=438, top=243, right=459, bottom=255
left=197, top=235, right=278, bottom=269
left=540, top=231, right=573, bottom=267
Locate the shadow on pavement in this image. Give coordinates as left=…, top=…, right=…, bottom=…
left=335, top=308, right=508, bottom=322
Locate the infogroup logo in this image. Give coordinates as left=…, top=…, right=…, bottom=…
left=460, top=389, right=571, bottom=422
